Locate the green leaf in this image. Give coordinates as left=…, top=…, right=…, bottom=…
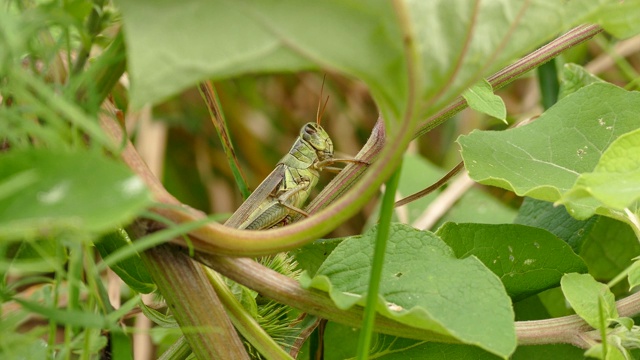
left=301, top=223, right=515, bottom=358
left=373, top=154, right=517, bottom=229
left=8, top=239, right=67, bottom=274
left=514, top=197, right=598, bottom=253
left=627, top=259, right=640, bottom=291
left=438, top=188, right=518, bottom=227
left=511, top=344, right=585, bottom=360
left=0, top=150, right=151, bottom=239
left=323, top=322, right=502, bottom=360
left=291, top=238, right=342, bottom=278
left=596, top=0, right=640, bottom=39
left=95, top=229, right=156, bottom=294
left=580, top=217, right=640, bottom=283
left=459, top=83, right=640, bottom=219
left=408, top=0, right=611, bottom=118
left=558, top=63, right=604, bottom=100
left=436, top=223, right=587, bottom=301
left=558, top=128, right=640, bottom=219
left=117, top=0, right=610, bottom=125
left=463, top=79, right=506, bottom=122
left=560, top=273, right=618, bottom=330
left=115, top=0, right=406, bottom=117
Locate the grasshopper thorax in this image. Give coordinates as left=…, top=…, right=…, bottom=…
left=301, top=122, right=333, bottom=162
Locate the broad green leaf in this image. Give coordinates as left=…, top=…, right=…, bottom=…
left=463, top=79, right=506, bottom=122
left=596, top=0, right=640, bottom=39
left=514, top=197, right=598, bottom=253
left=373, top=154, right=517, bottom=230
left=627, top=259, right=640, bottom=291
left=560, top=273, right=617, bottom=330
left=95, top=229, right=156, bottom=294
left=0, top=150, right=151, bottom=239
left=370, top=154, right=445, bottom=228
left=511, top=344, right=585, bottom=359
left=558, top=63, right=604, bottom=100
left=117, top=0, right=611, bottom=124
left=323, top=322, right=501, bottom=360
left=436, top=223, right=587, bottom=301
left=301, top=223, right=515, bottom=357
left=459, top=83, right=640, bottom=219
left=580, top=217, right=640, bottom=282
left=409, top=0, right=611, bottom=118
left=291, top=238, right=342, bottom=278
left=438, top=188, right=518, bottom=227
left=115, top=0, right=406, bottom=118
left=558, top=128, right=640, bottom=219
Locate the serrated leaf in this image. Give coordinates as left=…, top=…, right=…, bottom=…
left=514, top=197, right=597, bottom=253
left=463, top=79, right=506, bottom=122
left=558, top=63, right=604, bottom=100
left=558, top=128, right=640, bottom=219
left=300, top=223, right=515, bottom=357
left=459, top=83, right=640, bottom=219
left=0, top=150, right=151, bottom=239
left=95, top=230, right=156, bottom=294
left=560, top=273, right=617, bottom=330
left=436, top=223, right=587, bottom=301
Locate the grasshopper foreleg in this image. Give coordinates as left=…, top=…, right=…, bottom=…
left=276, top=179, right=312, bottom=217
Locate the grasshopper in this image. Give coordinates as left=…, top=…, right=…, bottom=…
left=225, top=92, right=365, bottom=230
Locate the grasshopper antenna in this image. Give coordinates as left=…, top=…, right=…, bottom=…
left=316, top=74, right=330, bottom=125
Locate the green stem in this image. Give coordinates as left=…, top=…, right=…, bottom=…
left=71, top=0, right=106, bottom=75
left=537, top=58, right=559, bottom=110
left=356, top=163, right=402, bottom=359
left=198, top=81, right=251, bottom=200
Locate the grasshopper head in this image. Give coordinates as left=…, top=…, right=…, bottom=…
left=301, top=122, right=333, bottom=161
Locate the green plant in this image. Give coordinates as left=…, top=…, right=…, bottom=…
left=2, top=1, right=640, bottom=359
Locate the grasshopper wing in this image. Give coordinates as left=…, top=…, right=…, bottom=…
left=224, top=164, right=285, bottom=229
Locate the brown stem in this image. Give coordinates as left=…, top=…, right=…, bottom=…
left=139, top=242, right=249, bottom=359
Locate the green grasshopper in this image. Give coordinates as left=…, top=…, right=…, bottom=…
left=225, top=95, right=365, bottom=230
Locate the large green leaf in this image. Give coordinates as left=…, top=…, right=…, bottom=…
left=579, top=217, right=640, bottom=282
left=322, top=322, right=502, bottom=360
left=300, top=223, right=515, bottom=357
left=514, top=197, right=597, bottom=253
left=0, top=150, right=151, bottom=239
left=595, top=0, right=640, bottom=39
left=117, top=0, right=611, bottom=123
left=459, top=83, right=640, bottom=219
left=436, top=223, right=587, bottom=301
left=115, top=0, right=406, bottom=118
left=558, top=128, right=640, bottom=219
left=407, top=0, right=610, bottom=118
